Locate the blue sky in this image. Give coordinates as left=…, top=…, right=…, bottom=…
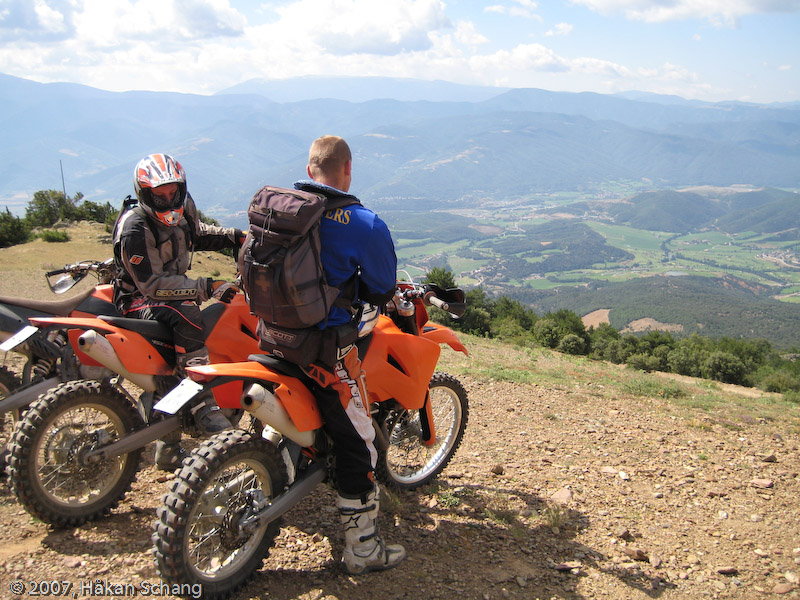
left=0, top=0, right=798, bottom=103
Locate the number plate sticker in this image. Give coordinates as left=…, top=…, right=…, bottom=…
left=0, top=325, right=39, bottom=352
left=153, top=378, right=204, bottom=414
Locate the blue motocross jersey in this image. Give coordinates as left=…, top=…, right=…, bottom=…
left=294, top=180, right=397, bottom=327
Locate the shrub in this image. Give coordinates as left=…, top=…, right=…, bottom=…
left=533, top=319, right=559, bottom=349
left=627, top=352, right=662, bottom=372
left=702, top=351, right=746, bottom=385
left=26, top=190, right=83, bottom=227
left=0, top=208, right=31, bottom=247
left=667, top=346, right=703, bottom=377
left=783, top=390, right=800, bottom=404
left=757, top=370, right=800, bottom=393
left=39, top=229, right=71, bottom=243
left=557, top=333, right=586, bottom=355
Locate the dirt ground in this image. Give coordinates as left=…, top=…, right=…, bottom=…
left=1, top=225, right=799, bottom=599
left=1, top=364, right=799, bottom=600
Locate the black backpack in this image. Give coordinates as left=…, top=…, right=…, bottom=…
left=240, top=185, right=358, bottom=330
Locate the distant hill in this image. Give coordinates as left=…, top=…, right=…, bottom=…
left=217, top=76, right=509, bottom=103
left=596, top=187, right=800, bottom=235
left=523, top=274, right=800, bottom=348
left=1, top=73, right=798, bottom=223
left=604, top=190, right=722, bottom=233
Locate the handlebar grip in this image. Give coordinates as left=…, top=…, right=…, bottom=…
left=427, top=296, right=449, bottom=311
left=45, top=268, right=67, bottom=277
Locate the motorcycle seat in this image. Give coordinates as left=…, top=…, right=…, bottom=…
left=0, top=286, right=94, bottom=316
left=248, top=353, right=306, bottom=379
left=98, top=315, right=174, bottom=343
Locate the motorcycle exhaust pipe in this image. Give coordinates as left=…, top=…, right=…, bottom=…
left=241, top=383, right=315, bottom=448
left=78, top=330, right=157, bottom=393
left=0, top=376, right=60, bottom=413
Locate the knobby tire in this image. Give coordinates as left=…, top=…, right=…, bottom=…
left=8, top=379, right=143, bottom=527
left=376, top=371, right=469, bottom=490
left=152, top=429, right=287, bottom=600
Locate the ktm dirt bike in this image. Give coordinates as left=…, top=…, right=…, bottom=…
left=7, top=292, right=261, bottom=527
left=0, top=259, right=118, bottom=467
left=151, top=280, right=469, bottom=600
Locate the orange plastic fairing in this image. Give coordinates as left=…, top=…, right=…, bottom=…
left=421, top=322, right=469, bottom=355
left=187, top=361, right=322, bottom=432
left=361, top=316, right=440, bottom=410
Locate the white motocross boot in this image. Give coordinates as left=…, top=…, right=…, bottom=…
left=337, top=485, right=406, bottom=575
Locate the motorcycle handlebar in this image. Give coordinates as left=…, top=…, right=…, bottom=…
left=45, top=258, right=115, bottom=292
left=400, top=283, right=466, bottom=318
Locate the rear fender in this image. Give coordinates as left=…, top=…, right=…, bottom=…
left=32, top=316, right=171, bottom=375
left=187, top=361, right=322, bottom=432
left=362, top=316, right=440, bottom=410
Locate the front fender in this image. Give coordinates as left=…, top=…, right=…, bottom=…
left=422, top=322, right=469, bottom=356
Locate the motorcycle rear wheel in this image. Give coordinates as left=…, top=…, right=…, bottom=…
left=8, top=379, right=144, bottom=527
left=0, top=366, right=23, bottom=473
left=377, top=371, right=468, bottom=490
left=153, top=429, right=287, bottom=600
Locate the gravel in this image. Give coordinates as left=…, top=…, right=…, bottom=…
left=2, top=371, right=799, bottom=600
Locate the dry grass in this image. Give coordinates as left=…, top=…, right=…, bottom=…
left=0, top=222, right=238, bottom=298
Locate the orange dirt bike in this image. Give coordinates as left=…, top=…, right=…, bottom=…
left=7, top=292, right=261, bottom=527
left=0, top=259, right=118, bottom=466
left=151, top=280, right=469, bottom=600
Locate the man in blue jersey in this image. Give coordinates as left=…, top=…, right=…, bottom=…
left=293, top=135, right=405, bottom=575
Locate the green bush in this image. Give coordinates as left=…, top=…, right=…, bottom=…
left=39, top=229, right=71, bottom=243
left=26, top=190, right=83, bottom=227
left=757, top=370, right=800, bottom=393
left=627, top=352, right=662, bottom=372
left=702, top=351, right=746, bottom=385
left=667, top=346, right=703, bottom=377
left=783, top=389, right=800, bottom=404
left=533, top=319, right=559, bottom=348
left=557, top=333, right=587, bottom=355
left=0, top=208, right=31, bottom=247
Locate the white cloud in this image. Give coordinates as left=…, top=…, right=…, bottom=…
left=545, top=22, right=573, bottom=36
left=484, top=0, right=541, bottom=19
left=779, top=64, right=792, bottom=70
left=0, top=0, right=73, bottom=40
left=34, top=0, right=66, bottom=33
left=569, top=0, right=800, bottom=26
left=269, top=0, right=450, bottom=56
left=454, top=21, right=489, bottom=46
left=469, top=43, right=570, bottom=76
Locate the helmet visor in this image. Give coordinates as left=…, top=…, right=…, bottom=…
left=150, top=183, right=181, bottom=210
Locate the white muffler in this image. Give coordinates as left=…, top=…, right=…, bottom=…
left=242, top=383, right=315, bottom=448
left=77, top=329, right=157, bottom=392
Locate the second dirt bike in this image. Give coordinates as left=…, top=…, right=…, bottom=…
left=151, top=280, right=469, bottom=600
left=0, top=259, right=118, bottom=466
left=7, top=293, right=261, bottom=527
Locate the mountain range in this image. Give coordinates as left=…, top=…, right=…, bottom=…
left=1, top=73, right=798, bottom=228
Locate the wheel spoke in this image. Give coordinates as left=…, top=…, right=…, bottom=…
left=380, top=373, right=468, bottom=489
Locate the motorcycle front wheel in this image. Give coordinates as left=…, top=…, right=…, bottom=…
left=8, top=379, right=144, bottom=527
left=376, top=371, right=468, bottom=490
left=153, top=429, right=287, bottom=600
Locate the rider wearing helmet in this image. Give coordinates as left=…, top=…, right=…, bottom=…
left=112, top=153, right=245, bottom=469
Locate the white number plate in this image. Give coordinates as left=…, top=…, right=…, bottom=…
left=153, top=378, right=204, bottom=414
left=0, top=325, right=39, bottom=352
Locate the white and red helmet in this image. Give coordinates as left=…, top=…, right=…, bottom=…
left=134, top=153, right=187, bottom=227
